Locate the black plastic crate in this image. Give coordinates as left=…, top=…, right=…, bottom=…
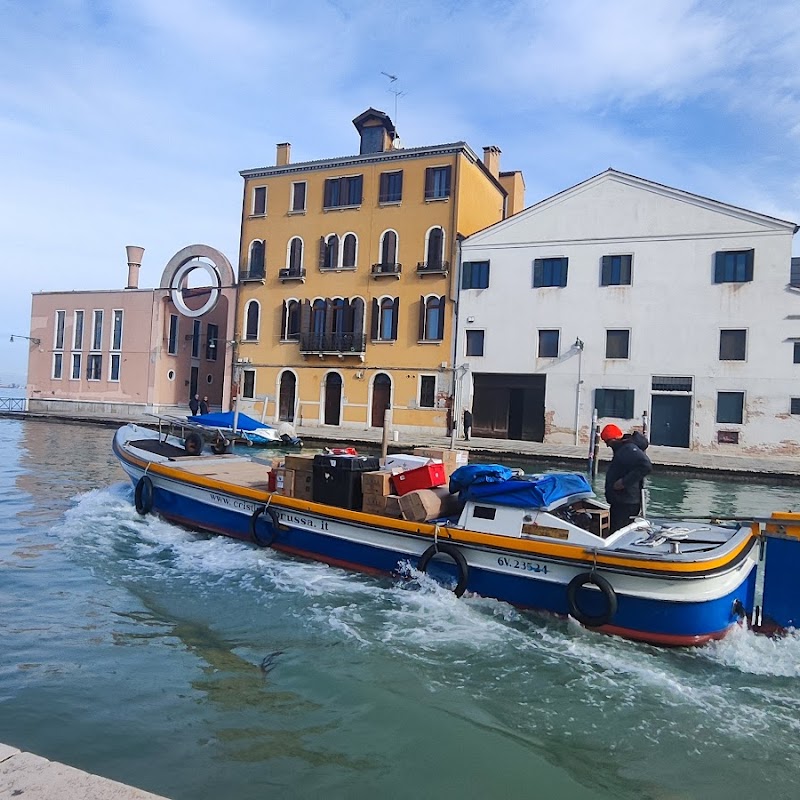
left=312, top=454, right=381, bottom=510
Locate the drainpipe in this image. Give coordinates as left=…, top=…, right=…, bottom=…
left=573, top=337, right=584, bottom=445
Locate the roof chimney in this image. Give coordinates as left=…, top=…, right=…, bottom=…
left=482, top=146, right=501, bottom=178
left=276, top=142, right=291, bottom=166
left=125, top=245, right=144, bottom=289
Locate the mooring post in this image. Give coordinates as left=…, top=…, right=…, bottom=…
left=587, top=409, right=598, bottom=477
left=591, top=422, right=601, bottom=479
left=381, top=407, right=393, bottom=460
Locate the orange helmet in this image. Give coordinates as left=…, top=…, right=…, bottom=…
left=600, top=423, right=624, bottom=442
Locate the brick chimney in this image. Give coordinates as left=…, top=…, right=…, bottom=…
left=276, top=142, right=291, bottom=166
left=125, top=245, right=144, bottom=289
left=482, top=146, right=501, bottom=178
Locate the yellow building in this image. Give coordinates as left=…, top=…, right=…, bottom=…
left=235, top=108, right=523, bottom=436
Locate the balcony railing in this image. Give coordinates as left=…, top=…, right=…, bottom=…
left=279, top=267, right=306, bottom=282
left=298, top=332, right=367, bottom=355
left=371, top=262, right=402, bottom=278
left=416, top=260, right=450, bottom=276
left=239, top=269, right=266, bottom=282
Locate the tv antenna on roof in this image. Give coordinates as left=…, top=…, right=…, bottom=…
left=380, top=70, right=407, bottom=136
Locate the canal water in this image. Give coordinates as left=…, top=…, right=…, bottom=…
left=1, top=416, right=800, bottom=800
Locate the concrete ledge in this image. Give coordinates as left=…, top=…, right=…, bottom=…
left=0, top=744, right=169, bottom=799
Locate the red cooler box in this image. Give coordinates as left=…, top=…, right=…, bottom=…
left=392, top=462, right=447, bottom=496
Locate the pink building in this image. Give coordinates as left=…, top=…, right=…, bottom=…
left=27, top=245, right=237, bottom=419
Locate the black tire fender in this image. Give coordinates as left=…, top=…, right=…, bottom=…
left=566, top=572, right=618, bottom=628
left=417, top=543, right=469, bottom=597
left=250, top=505, right=277, bottom=547
left=184, top=431, right=204, bottom=456
left=211, top=437, right=229, bottom=455
left=134, top=475, right=154, bottom=515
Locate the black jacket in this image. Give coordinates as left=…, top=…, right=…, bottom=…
left=604, top=433, right=652, bottom=505
left=189, top=397, right=199, bottom=415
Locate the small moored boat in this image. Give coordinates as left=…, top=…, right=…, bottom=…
left=113, top=423, right=762, bottom=647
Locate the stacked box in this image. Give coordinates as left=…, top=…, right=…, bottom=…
left=384, top=495, right=403, bottom=518
left=294, top=469, right=314, bottom=501
left=398, top=487, right=455, bottom=522
left=284, top=453, right=315, bottom=471
left=312, top=454, right=381, bottom=510
left=412, top=447, right=469, bottom=476
left=274, top=467, right=295, bottom=496
left=392, top=463, right=447, bottom=496
left=362, top=493, right=389, bottom=515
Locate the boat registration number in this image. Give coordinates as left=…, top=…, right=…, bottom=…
left=497, top=556, right=548, bottom=574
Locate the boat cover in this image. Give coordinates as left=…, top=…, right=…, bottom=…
left=451, top=465, right=593, bottom=510
left=189, top=412, right=274, bottom=432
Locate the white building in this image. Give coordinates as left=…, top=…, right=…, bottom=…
left=455, top=169, right=799, bottom=453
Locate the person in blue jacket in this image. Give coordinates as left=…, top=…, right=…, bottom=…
left=601, top=424, right=652, bottom=533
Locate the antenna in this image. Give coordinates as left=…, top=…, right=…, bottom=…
left=380, top=71, right=407, bottom=144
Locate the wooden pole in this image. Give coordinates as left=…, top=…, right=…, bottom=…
left=587, top=408, right=598, bottom=475
left=381, top=407, right=393, bottom=460
left=591, top=423, right=601, bottom=479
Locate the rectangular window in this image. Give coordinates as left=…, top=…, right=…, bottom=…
left=379, top=171, right=403, bottom=203
left=601, top=254, right=632, bottom=286
left=462, top=261, right=490, bottom=289
left=466, top=330, right=485, bottom=357
left=717, top=391, right=744, bottom=424
left=111, top=310, right=123, bottom=350
left=594, top=388, right=635, bottom=419
left=191, top=319, right=201, bottom=358
left=794, top=342, right=800, bottom=364
left=323, top=175, right=363, bottom=208
left=110, top=353, right=121, bottom=382
left=720, top=329, right=747, bottom=361
left=718, top=430, right=740, bottom=444
left=424, top=166, right=452, bottom=200
left=52, top=352, right=63, bottom=379
left=242, top=369, right=256, bottom=399
left=714, top=249, right=754, bottom=283
left=71, top=353, right=81, bottom=380
left=54, top=310, right=65, bottom=350
left=291, top=181, right=306, bottom=212
left=168, top=314, right=178, bottom=355
left=252, top=186, right=267, bottom=216
left=73, top=310, right=84, bottom=349
left=92, top=310, right=103, bottom=351
left=791, top=258, right=800, bottom=288
left=87, top=353, right=102, bottom=381
left=533, top=258, right=568, bottom=287
left=538, top=329, right=560, bottom=358
left=791, top=398, right=800, bottom=415
left=206, top=323, right=219, bottom=361
left=606, top=329, right=630, bottom=359
left=419, top=375, right=436, bottom=408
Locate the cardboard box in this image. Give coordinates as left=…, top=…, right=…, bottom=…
left=413, top=447, right=469, bottom=475
left=382, top=453, right=435, bottom=472
left=275, top=467, right=295, bottom=497
left=361, top=470, right=397, bottom=496
left=284, top=453, right=315, bottom=472
left=361, top=492, right=388, bottom=515
left=384, top=494, right=403, bottom=518
left=392, top=463, right=447, bottom=496
left=399, top=487, right=455, bottom=522
left=294, top=470, right=314, bottom=501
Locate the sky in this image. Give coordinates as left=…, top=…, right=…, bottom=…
left=1, top=0, right=799, bottom=384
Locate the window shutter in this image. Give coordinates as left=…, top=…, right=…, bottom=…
left=533, top=259, right=543, bottom=287
left=353, top=175, right=363, bottom=205
left=318, top=237, right=326, bottom=268
left=461, top=262, right=472, bottom=289
left=560, top=259, right=568, bottom=287
left=437, top=296, right=445, bottom=340
left=418, top=295, right=426, bottom=339
left=624, top=391, right=634, bottom=420
left=444, top=166, right=451, bottom=196
left=300, top=299, right=311, bottom=333
left=745, top=249, right=754, bottom=281
left=424, top=168, right=434, bottom=198
left=379, top=173, right=388, bottom=202
left=352, top=298, right=365, bottom=340
left=324, top=298, right=334, bottom=335
left=594, top=389, right=605, bottom=415
left=714, top=252, right=725, bottom=283
left=391, top=297, right=399, bottom=340
left=601, top=256, right=611, bottom=285
left=281, top=301, right=288, bottom=339
left=370, top=298, right=379, bottom=340
left=343, top=299, right=354, bottom=333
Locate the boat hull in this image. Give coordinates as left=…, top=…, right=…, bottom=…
left=115, top=432, right=757, bottom=647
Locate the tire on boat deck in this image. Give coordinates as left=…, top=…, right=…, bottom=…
left=250, top=505, right=278, bottom=548
left=417, top=543, right=469, bottom=597
left=184, top=431, right=204, bottom=456
left=134, top=475, right=154, bottom=515
left=566, top=572, right=618, bottom=628
left=211, top=437, right=230, bottom=455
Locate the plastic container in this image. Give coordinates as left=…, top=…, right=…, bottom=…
left=312, top=454, right=381, bottom=510
left=391, top=463, right=447, bottom=496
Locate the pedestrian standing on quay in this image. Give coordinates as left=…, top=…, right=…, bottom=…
left=463, top=408, right=473, bottom=441
left=601, top=423, right=652, bottom=533
left=199, top=396, right=210, bottom=415
left=189, top=394, right=200, bottom=416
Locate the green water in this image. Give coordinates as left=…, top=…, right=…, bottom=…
left=1, top=418, right=799, bottom=799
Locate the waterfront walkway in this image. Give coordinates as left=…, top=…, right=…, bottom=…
left=3, top=408, right=800, bottom=480
left=0, top=743, right=168, bottom=799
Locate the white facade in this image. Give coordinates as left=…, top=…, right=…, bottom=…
left=455, top=169, right=799, bottom=453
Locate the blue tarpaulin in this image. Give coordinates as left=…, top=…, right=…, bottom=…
left=189, top=412, right=274, bottom=432
left=450, top=466, right=593, bottom=510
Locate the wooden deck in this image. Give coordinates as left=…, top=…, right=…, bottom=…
left=174, top=457, right=270, bottom=490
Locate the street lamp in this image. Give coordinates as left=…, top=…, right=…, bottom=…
left=10, top=334, right=41, bottom=346
left=574, top=338, right=584, bottom=445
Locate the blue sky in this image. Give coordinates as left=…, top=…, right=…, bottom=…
left=1, top=0, right=799, bottom=383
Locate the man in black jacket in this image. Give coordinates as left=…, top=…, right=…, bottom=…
left=601, top=424, right=652, bottom=533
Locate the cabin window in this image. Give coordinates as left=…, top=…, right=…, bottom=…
left=473, top=506, right=496, bottom=520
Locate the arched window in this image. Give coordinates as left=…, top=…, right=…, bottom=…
left=282, top=299, right=301, bottom=340
left=244, top=300, right=260, bottom=341
left=249, top=240, right=265, bottom=277
left=380, top=230, right=398, bottom=267
left=426, top=227, right=444, bottom=269
left=312, top=299, right=326, bottom=334
left=420, top=295, right=445, bottom=341
left=371, top=296, right=398, bottom=342
left=342, top=233, right=357, bottom=268
left=380, top=298, right=395, bottom=340
left=288, top=237, right=303, bottom=271
left=323, top=234, right=339, bottom=269
left=331, top=298, right=346, bottom=333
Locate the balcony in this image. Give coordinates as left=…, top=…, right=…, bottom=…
left=371, top=262, right=402, bottom=278
left=279, top=267, right=306, bottom=283
left=298, top=332, right=367, bottom=356
left=239, top=269, right=266, bottom=282
left=416, top=260, right=450, bottom=276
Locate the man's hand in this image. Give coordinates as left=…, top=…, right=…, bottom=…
left=613, top=479, right=625, bottom=491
